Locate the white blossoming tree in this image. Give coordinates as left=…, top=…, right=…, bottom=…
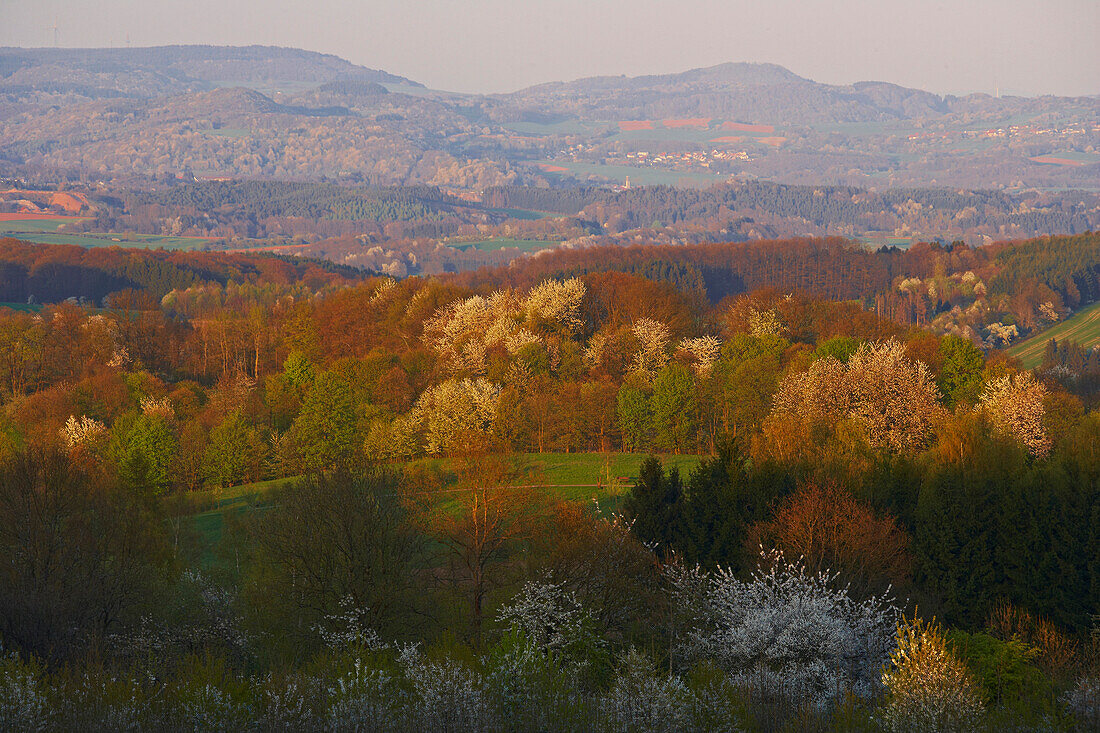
left=629, top=318, right=671, bottom=380
left=668, top=550, right=899, bottom=708
left=979, top=372, right=1051, bottom=457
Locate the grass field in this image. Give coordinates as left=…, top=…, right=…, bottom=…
left=0, top=216, right=217, bottom=250
left=445, top=238, right=558, bottom=253
left=856, top=233, right=917, bottom=250
left=1007, top=301, right=1100, bottom=369
left=486, top=207, right=555, bottom=221
left=0, top=216, right=91, bottom=234
left=185, top=452, right=703, bottom=566
left=0, top=302, right=43, bottom=313
left=2, top=232, right=216, bottom=250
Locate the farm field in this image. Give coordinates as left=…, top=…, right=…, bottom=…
left=0, top=215, right=91, bottom=233
left=1007, top=300, right=1100, bottom=368
left=185, top=452, right=702, bottom=566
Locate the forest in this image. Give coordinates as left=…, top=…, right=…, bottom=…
left=0, top=229, right=1097, bottom=730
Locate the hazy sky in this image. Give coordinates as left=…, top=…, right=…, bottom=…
left=3, top=0, right=1098, bottom=96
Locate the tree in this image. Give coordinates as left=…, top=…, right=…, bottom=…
left=289, top=371, right=359, bottom=470
left=204, top=411, right=259, bottom=488
left=650, top=363, right=697, bottom=453
left=668, top=549, right=899, bottom=707
left=623, top=457, right=684, bottom=553
left=616, top=381, right=652, bottom=452
left=936, top=334, right=984, bottom=407
left=424, top=483, right=549, bottom=647
left=239, top=469, right=426, bottom=658
left=109, top=412, right=178, bottom=495
left=0, top=448, right=172, bottom=662
left=765, top=340, right=943, bottom=458
left=979, top=372, right=1051, bottom=457
left=881, top=618, right=984, bottom=732
left=747, top=481, right=912, bottom=598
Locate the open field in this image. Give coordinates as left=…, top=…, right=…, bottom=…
left=201, top=127, right=251, bottom=139
left=537, top=161, right=726, bottom=186
left=0, top=216, right=218, bottom=250
left=445, top=238, right=557, bottom=253
left=185, top=452, right=703, bottom=565
left=2, top=231, right=216, bottom=250
left=1007, top=300, right=1100, bottom=369
left=0, top=214, right=90, bottom=233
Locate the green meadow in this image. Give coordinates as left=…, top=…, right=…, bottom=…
left=184, top=452, right=703, bottom=566
left=1008, top=300, right=1100, bottom=369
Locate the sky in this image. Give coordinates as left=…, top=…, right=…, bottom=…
left=3, top=0, right=1098, bottom=97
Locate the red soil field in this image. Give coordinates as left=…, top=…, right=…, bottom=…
left=49, top=192, right=90, bottom=212
left=1, top=189, right=89, bottom=214
left=710, top=136, right=745, bottom=144
left=662, top=118, right=711, bottom=128
left=1029, top=156, right=1084, bottom=167
left=618, top=120, right=655, bottom=131
left=539, top=163, right=569, bottom=173
left=758, top=137, right=787, bottom=147
left=721, top=121, right=775, bottom=134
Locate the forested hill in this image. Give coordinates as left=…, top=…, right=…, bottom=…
left=0, top=238, right=367, bottom=303
left=483, top=183, right=1100, bottom=236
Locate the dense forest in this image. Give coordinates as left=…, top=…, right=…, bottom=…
left=0, top=232, right=1097, bottom=730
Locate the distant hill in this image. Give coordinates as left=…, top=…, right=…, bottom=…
left=505, top=61, right=1021, bottom=124
left=0, top=48, right=1096, bottom=190
left=0, top=45, right=421, bottom=102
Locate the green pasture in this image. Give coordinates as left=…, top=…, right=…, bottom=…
left=0, top=302, right=43, bottom=313
left=445, top=238, right=557, bottom=253
left=1007, top=300, right=1100, bottom=369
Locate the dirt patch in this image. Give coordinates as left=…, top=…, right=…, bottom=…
left=618, top=120, right=655, bottom=131
left=1029, top=156, right=1084, bottom=167
left=663, top=118, right=711, bottom=128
